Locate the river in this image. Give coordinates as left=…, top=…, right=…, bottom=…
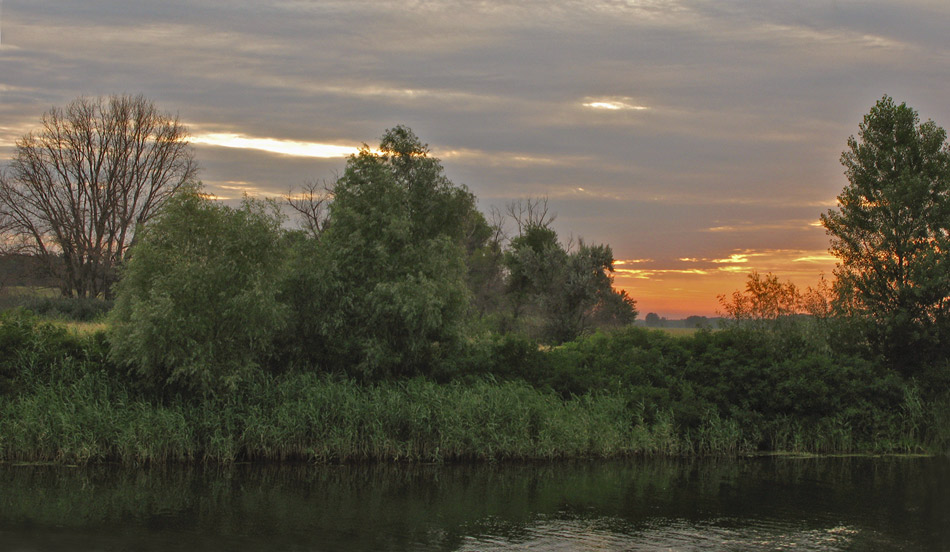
left=1, top=456, right=947, bottom=551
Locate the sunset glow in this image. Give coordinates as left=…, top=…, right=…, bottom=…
left=3, top=1, right=947, bottom=321
left=614, top=249, right=838, bottom=318
left=190, top=133, right=360, bottom=158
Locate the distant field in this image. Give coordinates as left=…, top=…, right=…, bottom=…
left=56, top=320, right=109, bottom=334
left=1, top=286, right=60, bottom=298
left=1, top=286, right=112, bottom=326
left=644, top=326, right=712, bottom=337
left=656, top=327, right=702, bottom=336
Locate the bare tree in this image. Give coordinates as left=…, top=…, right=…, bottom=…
left=505, top=196, right=556, bottom=236
left=0, top=94, right=197, bottom=298
left=284, top=179, right=334, bottom=239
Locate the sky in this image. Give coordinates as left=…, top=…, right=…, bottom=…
left=2, top=0, right=950, bottom=317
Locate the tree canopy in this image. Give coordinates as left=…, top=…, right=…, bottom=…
left=821, top=95, right=950, bottom=371
left=109, top=187, right=288, bottom=394
left=504, top=221, right=636, bottom=344
left=285, top=126, right=478, bottom=379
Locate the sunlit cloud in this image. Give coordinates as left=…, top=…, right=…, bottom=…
left=793, top=253, right=837, bottom=263
left=711, top=253, right=757, bottom=264
left=612, top=248, right=838, bottom=316
left=0, top=122, right=37, bottom=149
left=203, top=180, right=278, bottom=199
left=190, top=132, right=360, bottom=158
left=438, top=147, right=591, bottom=168
left=705, top=220, right=821, bottom=233
left=615, top=267, right=712, bottom=279
left=582, top=97, right=649, bottom=111
left=614, top=258, right=653, bottom=265
left=757, top=22, right=907, bottom=51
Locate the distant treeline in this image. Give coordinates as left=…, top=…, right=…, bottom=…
left=640, top=314, right=724, bottom=329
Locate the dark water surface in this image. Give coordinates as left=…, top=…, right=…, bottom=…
left=1, top=456, right=947, bottom=551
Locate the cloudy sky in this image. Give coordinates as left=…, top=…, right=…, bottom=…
left=2, top=1, right=949, bottom=317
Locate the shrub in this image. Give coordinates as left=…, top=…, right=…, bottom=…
left=0, top=309, right=107, bottom=394
left=109, top=188, right=289, bottom=395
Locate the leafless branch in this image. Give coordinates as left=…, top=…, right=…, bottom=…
left=0, top=94, right=197, bottom=298
left=505, top=196, right=556, bottom=236
left=284, top=179, right=334, bottom=239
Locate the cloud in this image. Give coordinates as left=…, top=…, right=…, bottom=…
left=705, top=220, right=822, bottom=233
left=711, top=253, right=756, bottom=264
left=3, top=0, right=947, bottom=319
left=190, top=132, right=360, bottom=158
left=582, top=98, right=649, bottom=111
left=614, top=258, right=654, bottom=265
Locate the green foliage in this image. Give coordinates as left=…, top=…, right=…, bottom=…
left=0, top=369, right=701, bottom=463
left=0, top=316, right=945, bottom=462
left=15, top=296, right=113, bottom=321
left=8, top=120, right=949, bottom=463
left=0, top=310, right=108, bottom=397
left=109, top=187, right=288, bottom=395
left=504, top=224, right=636, bottom=343
left=287, top=127, right=475, bottom=380
left=821, top=95, right=950, bottom=373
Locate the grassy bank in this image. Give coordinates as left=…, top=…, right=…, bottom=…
left=1, top=372, right=683, bottom=464
left=3, top=369, right=945, bottom=465
left=1, top=311, right=948, bottom=464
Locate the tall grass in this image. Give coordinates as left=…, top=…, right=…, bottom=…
left=2, top=364, right=941, bottom=465
left=0, top=369, right=710, bottom=464
left=2, top=313, right=946, bottom=464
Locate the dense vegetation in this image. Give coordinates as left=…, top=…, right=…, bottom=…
left=1, top=97, right=949, bottom=463
left=1, top=309, right=948, bottom=464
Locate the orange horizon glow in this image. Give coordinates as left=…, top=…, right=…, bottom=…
left=613, top=249, right=838, bottom=318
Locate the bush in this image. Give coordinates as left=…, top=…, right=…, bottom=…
left=0, top=309, right=107, bottom=394
left=109, top=188, right=289, bottom=395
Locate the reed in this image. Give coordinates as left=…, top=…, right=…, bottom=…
left=1, top=313, right=944, bottom=464
left=0, top=368, right=728, bottom=464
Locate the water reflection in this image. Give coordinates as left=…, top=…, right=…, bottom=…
left=0, top=457, right=946, bottom=551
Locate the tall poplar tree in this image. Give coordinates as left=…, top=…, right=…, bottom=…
left=821, top=95, right=950, bottom=372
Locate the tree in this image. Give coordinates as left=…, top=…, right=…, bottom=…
left=109, top=187, right=288, bottom=394
left=504, top=221, right=636, bottom=343
left=718, top=271, right=803, bottom=324
left=820, top=96, right=950, bottom=372
left=0, top=94, right=197, bottom=299
left=465, top=206, right=507, bottom=317
left=684, top=315, right=709, bottom=328
left=718, top=271, right=836, bottom=354
left=285, top=126, right=478, bottom=379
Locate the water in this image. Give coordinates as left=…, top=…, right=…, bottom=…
left=1, top=456, right=947, bottom=551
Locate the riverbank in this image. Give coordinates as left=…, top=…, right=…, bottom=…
left=2, top=369, right=946, bottom=465
left=2, top=311, right=948, bottom=464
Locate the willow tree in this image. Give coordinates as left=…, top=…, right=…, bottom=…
left=284, top=126, right=480, bottom=379
left=0, top=94, right=197, bottom=298
left=821, top=95, right=950, bottom=372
